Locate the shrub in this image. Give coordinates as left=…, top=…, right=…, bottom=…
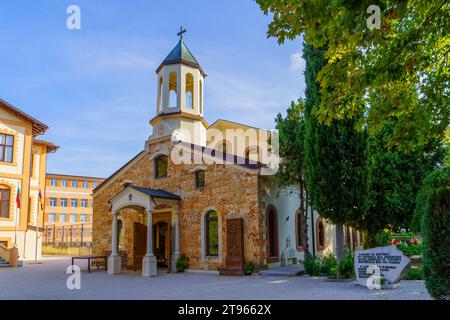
left=176, top=254, right=189, bottom=272
left=337, top=250, right=355, bottom=279
left=243, top=261, right=254, bottom=275
left=403, top=267, right=424, bottom=280
left=396, top=243, right=423, bottom=257
left=303, top=255, right=321, bottom=276
left=320, top=253, right=337, bottom=276
left=415, top=167, right=450, bottom=300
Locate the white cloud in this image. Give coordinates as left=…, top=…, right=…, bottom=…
left=290, top=52, right=306, bottom=73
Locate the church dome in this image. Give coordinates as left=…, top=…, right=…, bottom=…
left=156, top=39, right=206, bottom=77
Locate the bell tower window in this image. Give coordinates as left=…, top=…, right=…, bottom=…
left=169, top=72, right=178, bottom=108
left=185, top=73, right=194, bottom=109
left=199, top=80, right=203, bottom=114
left=158, top=77, right=163, bottom=114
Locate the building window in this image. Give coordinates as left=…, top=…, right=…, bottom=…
left=295, top=209, right=304, bottom=251
left=205, top=211, right=219, bottom=256
left=59, top=214, right=67, bottom=223
left=70, top=214, right=77, bottom=223
left=48, top=213, right=56, bottom=223
left=0, top=134, right=14, bottom=163
left=317, top=219, right=325, bottom=251
left=154, top=155, right=168, bottom=179
left=71, top=180, right=78, bottom=188
left=50, top=178, right=57, bottom=187
left=60, top=198, right=68, bottom=207
left=199, top=80, right=203, bottom=114
left=81, top=180, right=88, bottom=188
left=195, top=170, right=205, bottom=188
left=169, top=71, right=178, bottom=108
left=185, top=73, right=194, bottom=108
left=0, top=187, right=11, bottom=218
left=71, top=199, right=78, bottom=207
left=92, top=181, right=97, bottom=188
left=72, top=229, right=77, bottom=237
left=80, top=214, right=87, bottom=223
left=81, top=199, right=88, bottom=208
left=61, top=179, right=68, bottom=187
left=49, top=198, right=57, bottom=207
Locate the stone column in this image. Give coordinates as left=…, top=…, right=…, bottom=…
left=171, top=211, right=180, bottom=272
left=142, top=209, right=157, bottom=277
left=108, top=212, right=122, bottom=275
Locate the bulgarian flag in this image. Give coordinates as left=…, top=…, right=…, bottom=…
left=16, top=187, right=21, bottom=209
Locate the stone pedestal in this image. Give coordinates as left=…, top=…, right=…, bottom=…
left=107, top=255, right=122, bottom=275
left=142, top=254, right=157, bottom=277
left=219, top=218, right=244, bottom=276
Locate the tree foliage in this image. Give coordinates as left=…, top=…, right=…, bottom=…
left=304, top=43, right=368, bottom=261
left=257, top=0, right=449, bottom=151
left=414, top=167, right=450, bottom=300
left=366, top=119, right=447, bottom=235
left=275, top=100, right=310, bottom=256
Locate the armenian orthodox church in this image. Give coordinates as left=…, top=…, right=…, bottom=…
left=92, top=33, right=361, bottom=276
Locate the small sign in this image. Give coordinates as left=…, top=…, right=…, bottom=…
left=354, top=245, right=411, bottom=287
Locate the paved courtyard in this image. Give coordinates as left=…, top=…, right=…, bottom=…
left=0, top=256, right=431, bottom=300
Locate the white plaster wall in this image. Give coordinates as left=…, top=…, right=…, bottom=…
left=263, top=182, right=337, bottom=266
left=0, top=230, right=42, bottom=261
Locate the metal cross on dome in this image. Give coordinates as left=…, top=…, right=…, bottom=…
left=177, top=26, right=187, bottom=40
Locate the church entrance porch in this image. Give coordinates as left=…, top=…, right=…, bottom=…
left=107, top=186, right=181, bottom=277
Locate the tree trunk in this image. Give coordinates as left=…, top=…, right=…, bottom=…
left=300, top=179, right=310, bottom=257
left=335, top=223, right=345, bottom=262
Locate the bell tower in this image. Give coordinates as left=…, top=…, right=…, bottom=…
left=149, top=28, right=207, bottom=146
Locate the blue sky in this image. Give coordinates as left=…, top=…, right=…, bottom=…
left=0, top=0, right=305, bottom=178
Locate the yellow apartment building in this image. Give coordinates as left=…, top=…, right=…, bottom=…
left=0, top=99, right=58, bottom=263
left=44, top=174, right=104, bottom=246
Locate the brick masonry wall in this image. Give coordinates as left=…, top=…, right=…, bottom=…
left=93, top=139, right=266, bottom=271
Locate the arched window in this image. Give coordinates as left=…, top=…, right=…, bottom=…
left=317, top=219, right=325, bottom=251
left=352, top=228, right=358, bottom=248
left=158, top=77, right=163, bottom=113
left=199, top=80, right=203, bottom=114
left=0, top=186, right=11, bottom=218
left=295, top=209, right=304, bottom=251
left=244, top=146, right=260, bottom=162
left=266, top=205, right=279, bottom=262
left=345, top=226, right=351, bottom=249
left=168, top=72, right=177, bottom=108
left=154, top=155, right=168, bottom=179
left=216, top=140, right=231, bottom=155
left=205, top=211, right=218, bottom=256
left=185, top=73, right=194, bottom=109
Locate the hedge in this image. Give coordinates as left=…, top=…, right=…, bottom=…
left=415, top=167, right=450, bottom=299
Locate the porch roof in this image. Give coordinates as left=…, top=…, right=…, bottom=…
left=129, top=186, right=181, bottom=201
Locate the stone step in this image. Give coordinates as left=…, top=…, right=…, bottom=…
left=259, top=264, right=305, bottom=277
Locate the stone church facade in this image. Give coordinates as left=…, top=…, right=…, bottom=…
left=92, top=37, right=362, bottom=276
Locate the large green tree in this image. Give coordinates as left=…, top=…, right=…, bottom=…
left=257, top=0, right=449, bottom=151
left=275, top=100, right=310, bottom=256
left=365, top=118, right=446, bottom=243
left=304, top=43, right=368, bottom=262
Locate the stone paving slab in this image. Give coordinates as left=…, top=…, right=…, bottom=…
left=0, top=257, right=431, bottom=300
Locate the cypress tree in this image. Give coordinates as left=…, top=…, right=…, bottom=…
left=304, top=43, right=367, bottom=261
left=275, top=99, right=310, bottom=256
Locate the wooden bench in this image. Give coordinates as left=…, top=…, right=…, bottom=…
left=72, top=256, right=107, bottom=273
